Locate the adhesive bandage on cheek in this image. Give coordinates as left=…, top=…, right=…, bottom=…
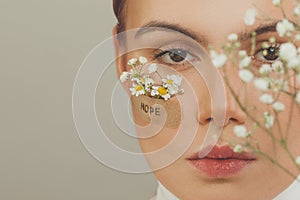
left=131, top=95, right=181, bottom=129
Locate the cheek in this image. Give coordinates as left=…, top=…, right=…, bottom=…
left=131, top=73, right=211, bottom=151
left=131, top=95, right=181, bottom=152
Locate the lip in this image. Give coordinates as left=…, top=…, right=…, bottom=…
left=186, top=145, right=256, bottom=178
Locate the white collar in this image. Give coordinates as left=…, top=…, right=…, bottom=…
left=273, top=175, right=300, bottom=200
left=153, top=175, right=300, bottom=200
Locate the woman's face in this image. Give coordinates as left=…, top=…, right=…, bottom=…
left=115, top=0, right=300, bottom=199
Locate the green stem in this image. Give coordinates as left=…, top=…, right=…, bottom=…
left=255, top=149, right=299, bottom=180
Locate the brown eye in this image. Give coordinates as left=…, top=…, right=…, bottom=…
left=262, top=45, right=280, bottom=61
left=253, top=44, right=280, bottom=64
left=169, top=49, right=187, bottom=62
left=153, top=47, right=201, bottom=69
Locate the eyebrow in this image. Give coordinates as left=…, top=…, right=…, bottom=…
left=135, top=20, right=280, bottom=45
left=239, top=22, right=278, bottom=41
left=135, top=20, right=207, bottom=45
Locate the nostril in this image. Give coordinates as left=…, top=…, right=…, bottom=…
left=229, top=118, right=239, bottom=123
left=206, top=117, right=213, bottom=123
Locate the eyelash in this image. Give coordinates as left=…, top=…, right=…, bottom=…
left=150, top=42, right=281, bottom=69
left=252, top=43, right=281, bottom=64
left=152, top=46, right=200, bottom=69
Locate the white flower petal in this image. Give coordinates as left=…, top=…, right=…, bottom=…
left=244, top=8, right=256, bottom=26
left=272, top=0, right=281, bottom=6
left=168, top=85, right=179, bottom=95
left=272, top=101, right=285, bottom=112
left=128, top=58, right=137, bottom=66
left=234, top=125, right=248, bottom=138
left=254, top=78, right=269, bottom=91
left=228, top=33, right=238, bottom=41
left=148, top=63, right=158, bottom=73
left=162, top=93, right=171, bottom=101
left=272, top=61, right=284, bottom=74
left=264, top=112, right=274, bottom=128
left=259, top=94, right=274, bottom=104
left=294, top=5, right=300, bottom=16
left=239, top=50, right=248, bottom=58
left=212, top=53, right=228, bottom=68
left=276, top=22, right=286, bottom=37
left=169, top=75, right=182, bottom=86
left=279, top=42, right=297, bottom=61
left=120, top=71, right=129, bottom=83
left=276, top=19, right=295, bottom=37
left=139, top=56, right=148, bottom=64
left=233, top=144, right=243, bottom=153
left=259, top=64, right=272, bottom=75
left=296, top=91, right=300, bottom=104
left=287, top=56, right=300, bottom=69
left=239, top=69, right=253, bottom=83
left=239, top=56, right=252, bottom=68
left=295, top=156, right=300, bottom=165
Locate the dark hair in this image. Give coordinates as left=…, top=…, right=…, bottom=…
left=113, top=0, right=127, bottom=33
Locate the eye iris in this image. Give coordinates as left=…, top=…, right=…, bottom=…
left=262, top=46, right=279, bottom=61
left=169, top=49, right=187, bottom=62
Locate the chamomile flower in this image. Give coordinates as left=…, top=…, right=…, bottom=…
left=162, top=75, right=182, bottom=88
left=144, top=76, right=154, bottom=92
left=130, top=84, right=145, bottom=96
left=151, top=86, right=171, bottom=100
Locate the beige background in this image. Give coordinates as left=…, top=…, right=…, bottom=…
left=0, top=0, right=157, bottom=199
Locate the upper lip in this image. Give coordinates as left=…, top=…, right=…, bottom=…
left=187, top=145, right=256, bottom=160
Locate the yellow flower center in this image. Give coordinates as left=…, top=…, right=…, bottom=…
left=135, top=85, right=143, bottom=91
left=166, top=79, right=173, bottom=85
left=140, top=78, right=145, bottom=83
left=158, top=87, right=167, bottom=95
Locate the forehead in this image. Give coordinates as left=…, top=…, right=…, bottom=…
left=126, top=0, right=292, bottom=45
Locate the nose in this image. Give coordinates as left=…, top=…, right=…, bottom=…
left=198, top=77, right=247, bottom=127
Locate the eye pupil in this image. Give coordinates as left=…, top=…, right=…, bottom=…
left=169, top=49, right=187, bottom=62
left=262, top=46, right=279, bottom=61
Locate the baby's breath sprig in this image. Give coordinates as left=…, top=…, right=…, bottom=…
left=214, top=5, right=300, bottom=180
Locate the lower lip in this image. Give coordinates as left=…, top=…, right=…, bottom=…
left=187, top=158, right=254, bottom=178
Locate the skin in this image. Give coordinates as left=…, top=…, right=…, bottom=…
left=113, top=0, right=300, bottom=199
